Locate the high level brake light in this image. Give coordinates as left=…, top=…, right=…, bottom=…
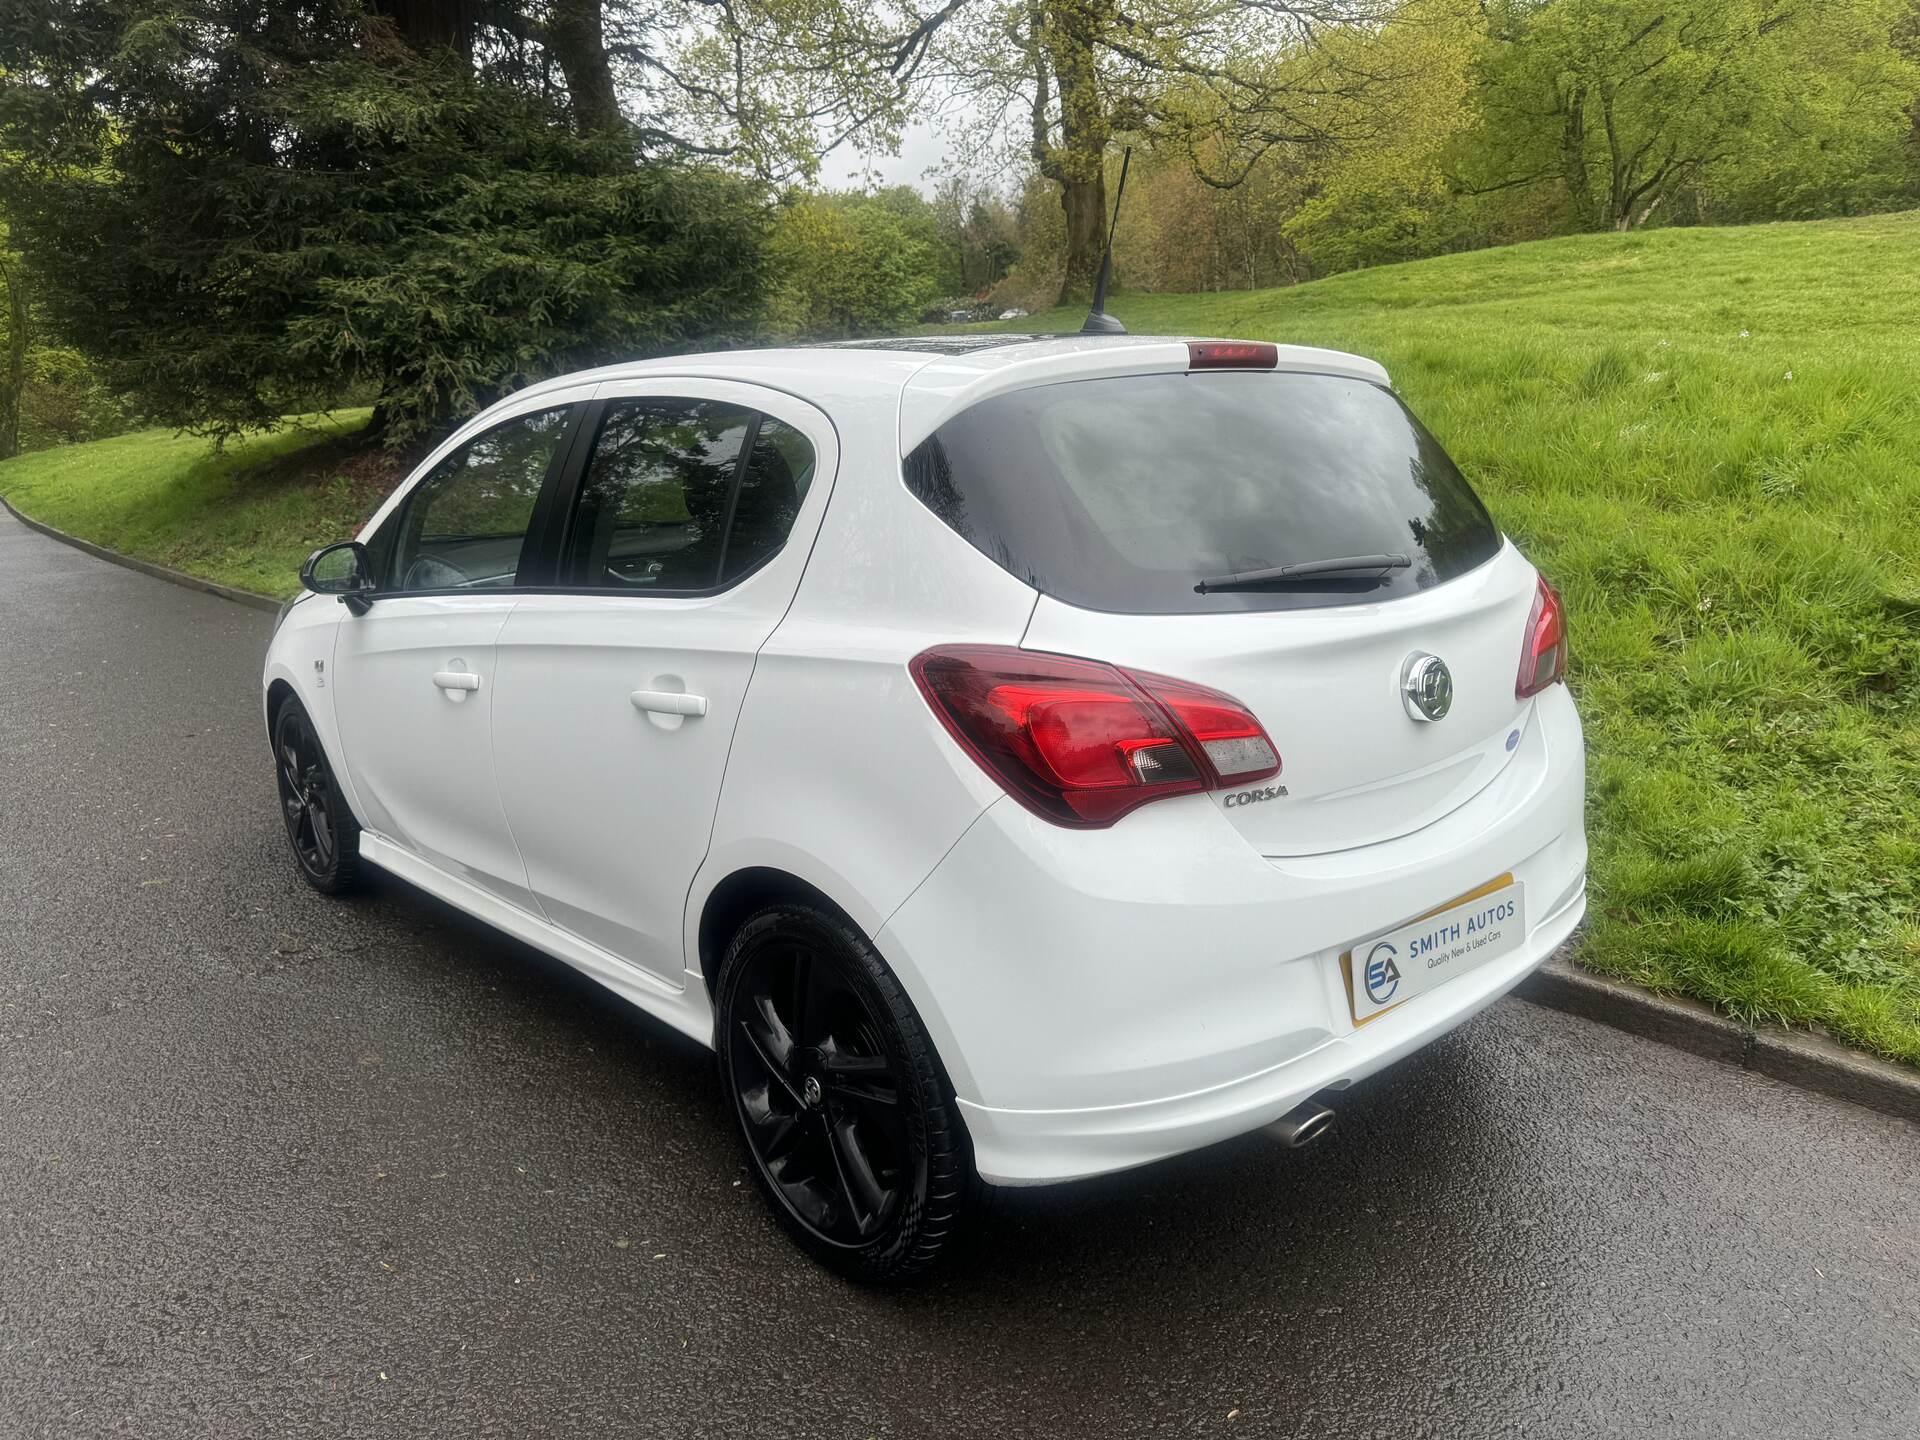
left=1516, top=574, right=1569, bottom=698
left=910, top=646, right=1281, bottom=828
left=1187, top=341, right=1278, bottom=370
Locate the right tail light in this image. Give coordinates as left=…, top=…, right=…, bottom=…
left=1517, top=574, right=1569, bottom=698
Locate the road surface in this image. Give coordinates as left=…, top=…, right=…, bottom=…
left=2, top=506, right=1916, bottom=1437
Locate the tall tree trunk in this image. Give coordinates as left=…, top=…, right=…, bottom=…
left=375, top=0, right=477, bottom=62
left=1599, top=88, right=1633, bottom=230
left=548, top=0, right=626, bottom=144
left=1057, top=173, right=1108, bottom=305
left=0, top=256, right=24, bottom=461
left=1559, top=86, right=1599, bottom=231
left=1045, top=2, right=1112, bottom=306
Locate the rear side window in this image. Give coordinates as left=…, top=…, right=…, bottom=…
left=904, top=371, right=1501, bottom=613
left=562, top=400, right=817, bottom=591
left=723, top=418, right=816, bottom=583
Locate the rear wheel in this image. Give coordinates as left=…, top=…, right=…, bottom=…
left=715, top=903, right=973, bottom=1281
left=272, top=697, right=361, bottom=895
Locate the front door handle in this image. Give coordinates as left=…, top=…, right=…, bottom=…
left=630, top=689, right=707, bottom=718
left=432, top=671, right=482, bottom=692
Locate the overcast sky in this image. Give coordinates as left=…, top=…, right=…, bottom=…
left=820, top=119, right=950, bottom=191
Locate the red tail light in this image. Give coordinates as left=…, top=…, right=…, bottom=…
left=1187, top=340, right=1278, bottom=371
left=1517, top=574, right=1569, bottom=698
left=910, top=645, right=1281, bottom=828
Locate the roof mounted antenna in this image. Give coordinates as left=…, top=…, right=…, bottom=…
left=1080, top=147, right=1132, bottom=336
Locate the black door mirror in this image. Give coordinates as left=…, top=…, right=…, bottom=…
left=300, top=540, right=375, bottom=614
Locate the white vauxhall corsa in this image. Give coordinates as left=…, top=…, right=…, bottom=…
left=264, top=333, right=1587, bottom=1280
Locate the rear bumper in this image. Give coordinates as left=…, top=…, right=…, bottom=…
left=876, top=684, right=1587, bottom=1186
left=956, top=881, right=1582, bottom=1184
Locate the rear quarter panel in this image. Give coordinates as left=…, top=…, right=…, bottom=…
left=688, top=389, right=1038, bottom=985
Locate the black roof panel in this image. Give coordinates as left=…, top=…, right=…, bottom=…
left=822, top=334, right=1047, bottom=356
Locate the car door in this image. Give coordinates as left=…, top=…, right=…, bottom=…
left=331, top=395, right=586, bottom=910
left=489, top=380, right=838, bottom=984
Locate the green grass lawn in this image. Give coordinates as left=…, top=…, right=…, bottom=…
left=0, top=410, right=379, bottom=597
left=6, top=210, right=1920, bottom=1063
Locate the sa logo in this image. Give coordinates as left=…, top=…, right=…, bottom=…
left=1364, top=941, right=1402, bottom=1005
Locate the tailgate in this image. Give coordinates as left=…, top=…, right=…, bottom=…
left=1020, top=544, right=1541, bottom=856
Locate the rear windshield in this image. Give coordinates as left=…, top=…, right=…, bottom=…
left=903, top=370, right=1502, bottom=614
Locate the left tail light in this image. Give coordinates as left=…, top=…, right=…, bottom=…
left=909, top=645, right=1281, bottom=828
left=1516, top=574, right=1569, bottom=698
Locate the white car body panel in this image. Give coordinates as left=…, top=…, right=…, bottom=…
left=331, top=593, right=534, bottom=907
left=690, top=372, right=1042, bottom=967
left=881, top=684, right=1586, bottom=1183
left=1022, top=541, right=1545, bottom=856
left=490, top=377, right=842, bottom=985
left=264, top=333, right=1588, bottom=1189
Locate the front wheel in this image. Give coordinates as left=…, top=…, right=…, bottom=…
left=715, top=903, right=974, bottom=1281
left=272, top=696, right=362, bottom=895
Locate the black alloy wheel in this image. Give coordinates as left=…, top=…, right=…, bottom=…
left=716, top=904, right=974, bottom=1280
left=272, top=698, right=361, bottom=894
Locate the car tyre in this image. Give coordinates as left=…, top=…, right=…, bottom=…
left=716, top=903, right=974, bottom=1282
left=272, top=695, right=362, bottom=895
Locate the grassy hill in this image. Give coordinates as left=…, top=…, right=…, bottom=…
left=6, top=211, right=1920, bottom=1062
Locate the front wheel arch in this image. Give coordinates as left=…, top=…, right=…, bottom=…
left=265, top=678, right=299, bottom=749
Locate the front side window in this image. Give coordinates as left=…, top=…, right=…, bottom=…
left=563, top=399, right=817, bottom=590
left=391, top=407, right=574, bottom=591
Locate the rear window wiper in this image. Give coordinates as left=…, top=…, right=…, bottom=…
left=1194, top=553, right=1411, bottom=593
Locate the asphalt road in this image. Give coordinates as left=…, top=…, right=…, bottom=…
left=2, top=506, right=1917, bottom=1439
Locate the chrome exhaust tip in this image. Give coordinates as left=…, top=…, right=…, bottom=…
left=1265, top=1101, right=1336, bottom=1149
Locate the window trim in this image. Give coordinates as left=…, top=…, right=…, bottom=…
left=354, top=377, right=836, bottom=606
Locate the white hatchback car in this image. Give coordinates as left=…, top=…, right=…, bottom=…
left=265, top=334, right=1586, bottom=1279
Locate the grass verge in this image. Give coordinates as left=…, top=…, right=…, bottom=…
left=0, top=410, right=383, bottom=597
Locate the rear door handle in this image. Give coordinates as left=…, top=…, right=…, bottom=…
left=432, top=671, right=482, bottom=692
left=630, top=689, right=707, bottom=718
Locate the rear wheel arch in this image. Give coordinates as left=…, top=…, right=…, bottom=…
left=697, top=867, right=862, bottom=1005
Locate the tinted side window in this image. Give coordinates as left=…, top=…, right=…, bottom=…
left=563, top=401, right=817, bottom=590
left=722, top=418, right=816, bottom=584
left=392, top=407, right=573, bottom=591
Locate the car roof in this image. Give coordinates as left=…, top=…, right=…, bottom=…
left=506, top=333, right=1392, bottom=453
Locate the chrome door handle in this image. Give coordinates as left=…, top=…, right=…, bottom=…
left=630, top=689, right=707, bottom=717
left=432, top=671, right=482, bottom=692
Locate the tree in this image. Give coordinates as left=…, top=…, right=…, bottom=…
left=765, top=190, right=944, bottom=334
left=1470, top=0, right=1918, bottom=231
left=0, top=243, right=25, bottom=460
left=1281, top=0, right=1483, bottom=272
left=0, top=2, right=770, bottom=443
left=546, top=0, right=627, bottom=140
left=873, top=0, right=1397, bottom=303
left=1695, top=0, right=1920, bottom=220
